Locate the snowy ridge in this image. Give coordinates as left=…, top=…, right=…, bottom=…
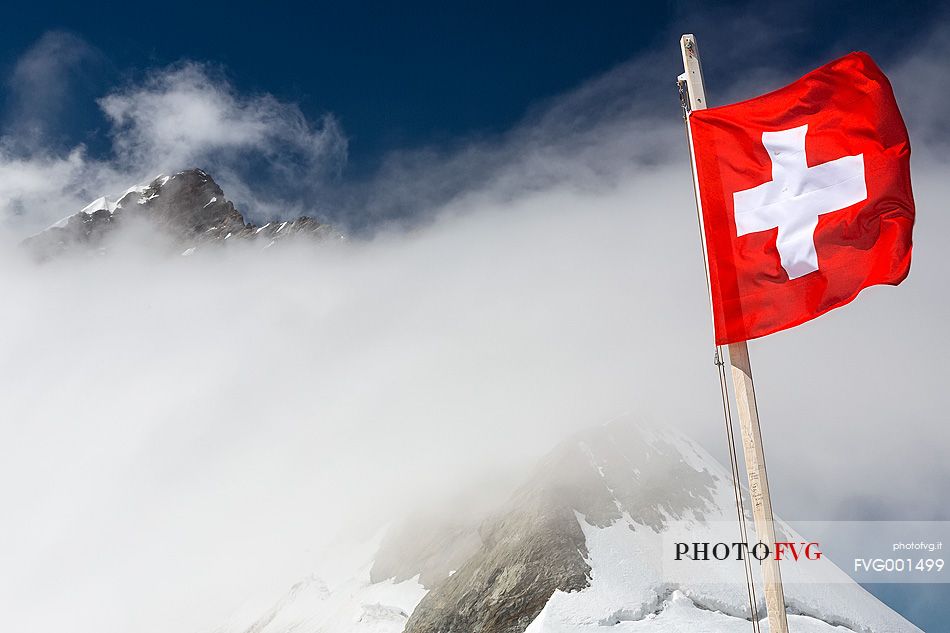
left=74, top=178, right=162, bottom=218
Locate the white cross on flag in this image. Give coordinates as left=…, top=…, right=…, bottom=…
left=689, top=52, right=914, bottom=344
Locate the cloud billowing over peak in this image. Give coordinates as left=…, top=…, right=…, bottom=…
left=0, top=54, right=346, bottom=237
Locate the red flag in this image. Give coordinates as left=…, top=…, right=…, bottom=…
left=689, top=52, right=914, bottom=345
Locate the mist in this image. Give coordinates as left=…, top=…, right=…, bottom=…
left=0, top=17, right=948, bottom=633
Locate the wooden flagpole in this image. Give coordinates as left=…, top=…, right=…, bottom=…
left=679, top=34, right=790, bottom=633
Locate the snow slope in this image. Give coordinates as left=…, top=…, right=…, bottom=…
left=235, top=572, right=426, bottom=633
left=217, top=533, right=428, bottom=633
left=528, top=590, right=853, bottom=633
left=524, top=426, right=920, bottom=633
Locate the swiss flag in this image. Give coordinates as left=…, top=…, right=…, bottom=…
left=689, top=52, right=914, bottom=345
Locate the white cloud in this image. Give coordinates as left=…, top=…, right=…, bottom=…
left=99, top=62, right=347, bottom=197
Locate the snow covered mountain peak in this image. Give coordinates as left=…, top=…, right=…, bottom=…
left=22, top=169, right=341, bottom=260
left=224, top=421, right=921, bottom=633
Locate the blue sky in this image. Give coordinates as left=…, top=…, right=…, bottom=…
left=0, top=0, right=945, bottom=176
left=0, top=0, right=947, bottom=629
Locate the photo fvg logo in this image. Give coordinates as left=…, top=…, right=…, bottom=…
left=675, top=541, right=823, bottom=562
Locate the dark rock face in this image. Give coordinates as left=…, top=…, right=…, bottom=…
left=22, top=169, right=339, bottom=260
left=385, top=422, right=722, bottom=633
left=401, top=485, right=591, bottom=633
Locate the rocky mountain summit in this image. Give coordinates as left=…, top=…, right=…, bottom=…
left=394, top=423, right=720, bottom=633
left=23, top=169, right=340, bottom=260
left=223, top=422, right=921, bottom=633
